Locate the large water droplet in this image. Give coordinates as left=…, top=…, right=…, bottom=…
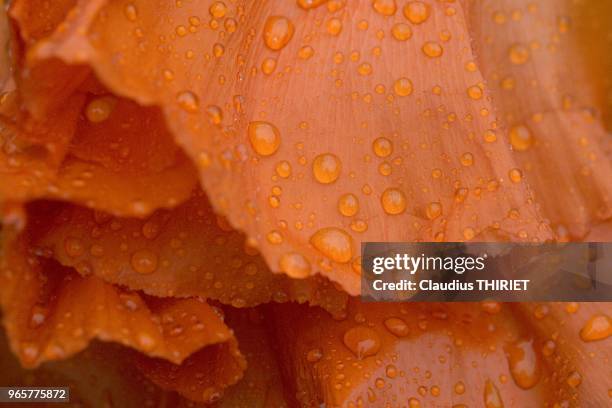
left=579, top=314, right=611, bottom=342
left=312, top=153, right=342, bottom=184
left=248, top=121, right=281, bottom=156
left=264, top=16, right=295, bottom=51
left=343, top=326, right=381, bottom=359
left=504, top=339, right=541, bottom=389
left=310, top=227, right=353, bottom=263
left=381, top=188, right=407, bottom=215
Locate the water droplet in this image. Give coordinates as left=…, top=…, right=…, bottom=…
left=297, top=0, right=327, bottom=10
left=372, top=137, right=393, bottom=157
left=248, top=121, right=281, bottom=156
left=463, top=227, right=475, bottom=240
left=504, top=339, right=540, bottom=389
left=312, top=153, right=342, bottom=184
left=358, top=62, right=373, bottom=76
left=422, top=42, right=443, bottom=58
left=566, top=371, right=582, bottom=388
left=298, top=45, right=315, bottom=59
left=508, top=168, right=523, bottom=183
left=391, top=23, right=412, bottom=41
left=29, top=305, right=48, bottom=328
left=508, top=44, right=530, bottom=65
left=343, top=326, right=381, bottom=359
left=426, top=202, right=442, bottom=220
left=384, top=317, right=409, bottom=337
left=467, top=85, right=483, bottom=100
left=137, top=332, right=157, bottom=351
left=338, top=193, right=359, bottom=216
left=385, top=364, right=397, bottom=378
left=483, top=380, right=504, bottom=408
left=565, top=302, right=579, bottom=314
left=310, top=227, right=353, bottom=263
left=541, top=339, right=556, bottom=357
left=381, top=188, right=407, bottom=215
left=306, top=348, right=323, bottom=362
left=177, top=91, right=200, bottom=113
left=454, top=381, right=465, bottom=394
left=460, top=152, right=474, bottom=166
left=509, top=125, right=533, bottom=151
left=279, top=252, right=311, bottom=279
left=124, top=4, right=138, bottom=21
left=131, top=249, right=158, bottom=274
left=85, top=96, right=116, bottom=123
left=481, top=301, right=501, bottom=314
left=394, top=77, right=413, bottom=96
left=64, top=237, right=84, bottom=258
left=327, top=18, right=343, bottom=36
left=264, top=16, right=295, bottom=51
left=579, top=314, right=611, bottom=342
left=373, top=0, right=397, bottom=16
left=403, top=1, right=431, bottom=24
left=261, top=58, right=277, bottom=75
left=206, top=105, right=223, bottom=125
left=209, top=1, right=228, bottom=19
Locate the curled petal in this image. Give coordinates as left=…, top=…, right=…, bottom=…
left=28, top=190, right=347, bottom=314
left=269, top=299, right=612, bottom=406
left=21, top=0, right=559, bottom=295
left=0, top=233, right=246, bottom=401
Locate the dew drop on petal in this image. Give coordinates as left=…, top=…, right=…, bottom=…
left=373, top=0, right=397, bottom=16
left=483, top=380, right=504, bottom=408
left=504, top=339, right=540, bottom=389
left=426, top=202, right=442, bottom=220
left=394, top=77, right=413, bottom=96
left=508, top=43, right=530, bottom=65
left=343, top=326, right=381, bottom=359
left=297, top=0, right=327, bottom=10
left=310, top=227, right=353, bottom=263
left=248, top=121, right=281, bottom=156
left=85, top=96, right=116, bottom=123
left=312, top=153, right=342, bottom=184
left=381, top=188, right=407, bottom=215
left=403, top=1, right=431, bottom=24
left=579, top=314, right=612, bottom=342
left=209, top=1, right=228, bottom=18
left=264, top=16, right=295, bottom=51
left=509, top=125, right=533, bottom=151
left=279, top=252, right=311, bottom=279
left=566, top=371, right=582, bottom=388
left=372, top=137, right=393, bottom=157
left=508, top=168, right=523, bottom=183
left=391, top=23, right=412, bottom=41
left=64, top=237, right=85, bottom=258
left=338, top=193, right=359, bottom=216
left=422, top=42, right=443, bottom=58
left=384, top=317, right=409, bottom=337
left=131, top=250, right=158, bottom=274
left=177, top=91, right=200, bottom=113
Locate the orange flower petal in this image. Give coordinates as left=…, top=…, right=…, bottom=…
left=1, top=85, right=198, bottom=216
left=0, top=233, right=246, bottom=400
left=269, top=299, right=612, bottom=406
left=0, top=336, right=180, bottom=406
left=27, top=191, right=347, bottom=315
left=214, top=307, right=289, bottom=407
left=466, top=0, right=612, bottom=239
left=22, top=1, right=555, bottom=295
left=513, top=302, right=612, bottom=404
